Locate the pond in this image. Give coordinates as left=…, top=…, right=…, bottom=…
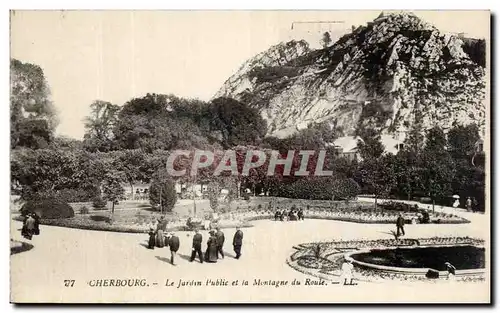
left=351, top=245, right=485, bottom=271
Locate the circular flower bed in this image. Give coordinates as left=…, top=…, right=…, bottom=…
left=11, top=239, right=34, bottom=255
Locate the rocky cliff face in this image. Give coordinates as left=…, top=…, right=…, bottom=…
left=215, top=12, right=487, bottom=138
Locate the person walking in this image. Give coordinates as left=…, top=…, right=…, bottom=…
left=205, top=231, right=218, bottom=263
left=168, top=232, right=180, bottom=265
left=233, top=226, right=244, bottom=259
left=298, top=208, right=304, bottom=221
left=472, top=197, right=478, bottom=213
left=24, top=214, right=36, bottom=240
left=215, top=227, right=225, bottom=259
left=32, top=213, right=40, bottom=235
left=190, top=229, right=203, bottom=263
left=147, top=228, right=156, bottom=249
left=396, top=213, right=405, bottom=237
left=155, top=216, right=168, bottom=248
left=465, top=197, right=472, bottom=212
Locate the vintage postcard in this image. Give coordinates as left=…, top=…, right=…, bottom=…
left=9, top=10, right=490, bottom=303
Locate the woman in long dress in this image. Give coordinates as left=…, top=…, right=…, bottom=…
left=148, top=228, right=156, bottom=249
left=155, top=216, right=167, bottom=248
left=205, top=231, right=218, bottom=263
left=156, top=229, right=165, bottom=248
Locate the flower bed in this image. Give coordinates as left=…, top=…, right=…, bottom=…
left=12, top=198, right=469, bottom=234
left=12, top=212, right=253, bottom=234
left=10, top=239, right=34, bottom=255
left=219, top=204, right=468, bottom=225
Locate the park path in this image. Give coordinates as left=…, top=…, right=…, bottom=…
left=10, top=206, right=489, bottom=303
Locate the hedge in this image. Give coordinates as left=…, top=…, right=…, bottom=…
left=20, top=198, right=74, bottom=219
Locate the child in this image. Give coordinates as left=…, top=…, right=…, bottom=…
left=148, top=228, right=156, bottom=249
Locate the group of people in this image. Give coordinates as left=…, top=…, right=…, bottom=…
left=190, top=227, right=244, bottom=263
left=147, top=215, right=244, bottom=265
left=147, top=216, right=180, bottom=264
left=274, top=206, right=304, bottom=221
left=147, top=229, right=180, bottom=265
left=21, top=212, right=40, bottom=240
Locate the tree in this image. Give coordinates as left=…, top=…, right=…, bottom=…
left=113, top=93, right=212, bottom=152
left=357, top=128, right=384, bottom=160
left=209, top=97, right=267, bottom=148
left=207, top=181, right=220, bottom=211
left=356, top=155, right=397, bottom=208
left=404, top=112, right=425, bottom=155
left=321, top=32, right=332, bottom=48
left=149, top=174, right=177, bottom=213
left=83, top=100, right=121, bottom=152
left=101, top=170, right=125, bottom=214
left=16, top=119, right=52, bottom=149
left=421, top=127, right=455, bottom=211
left=394, top=150, right=424, bottom=200
left=447, top=124, right=480, bottom=161
left=11, top=59, right=58, bottom=149
left=111, top=150, right=147, bottom=196
left=447, top=124, right=485, bottom=211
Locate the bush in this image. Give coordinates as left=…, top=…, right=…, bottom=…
left=150, top=178, right=176, bottom=212
left=207, top=181, right=220, bottom=211
left=79, top=206, right=90, bottom=215
left=56, top=188, right=97, bottom=203
left=275, top=177, right=336, bottom=200
left=419, top=197, right=432, bottom=204
left=92, top=197, right=107, bottom=209
left=378, top=201, right=419, bottom=212
left=332, top=178, right=361, bottom=201
left=20, top=198, right=74, bottom=219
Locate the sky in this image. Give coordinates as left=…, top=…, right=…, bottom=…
left=10, top=10, right=489, bottom=139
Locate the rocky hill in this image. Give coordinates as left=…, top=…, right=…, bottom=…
left=215, top=12, right=487, bottom=138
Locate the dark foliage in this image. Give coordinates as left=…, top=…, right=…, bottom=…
left=21, top=198, right=74, bottom=219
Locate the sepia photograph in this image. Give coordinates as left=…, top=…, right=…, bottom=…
left=9, top=9, right=490, bottom=303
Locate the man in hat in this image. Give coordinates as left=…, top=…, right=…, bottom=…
left=233, top=226, right=244, bottom=259
left=215, top=226, right=225, bottom=259
left=190, top=229, right=203, bottom=263
left=168, top=232, right=180, bottom=265
left=396, top=213, right=405, bottom=237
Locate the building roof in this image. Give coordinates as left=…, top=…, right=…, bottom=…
left=380, top=135, right=404, bottom=155
left=327, top=135, right=404, bottom=155
left=330, top=136, right=363, bottom=153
